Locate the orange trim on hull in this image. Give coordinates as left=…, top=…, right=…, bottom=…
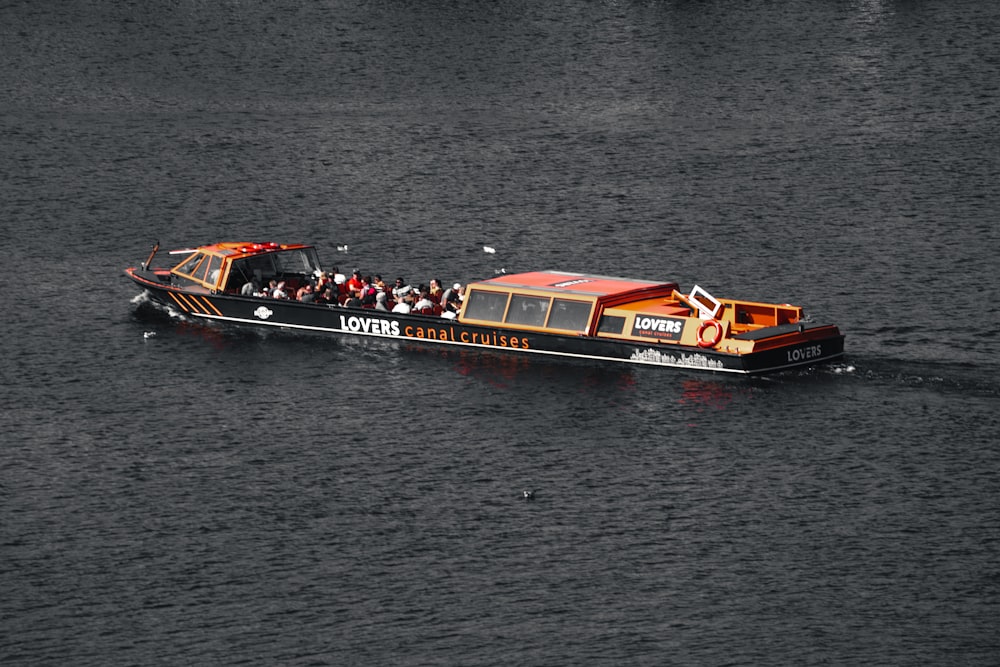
left=196, top=296, right=223, bottom=316
left=177, top=293, right=204, bottom=313
left=167, top=291, right=190, bottom=312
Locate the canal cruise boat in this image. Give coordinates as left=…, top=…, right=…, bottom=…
left=125, top=241, right=845, bottom=375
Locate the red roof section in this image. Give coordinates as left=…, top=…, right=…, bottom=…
left=192, top=242, right=312, bottom=257
left=479, top=271, right=674, bottom=298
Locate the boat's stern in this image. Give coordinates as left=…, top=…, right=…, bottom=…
left=730, top=322, right=845, bottom=373
left=612, top=286, right=845, bottom=373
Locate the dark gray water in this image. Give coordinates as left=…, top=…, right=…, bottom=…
left=3, top=1, right=999, bottom=664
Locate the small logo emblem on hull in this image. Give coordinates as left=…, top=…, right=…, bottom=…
left=254, top=306, right=273, bottom=320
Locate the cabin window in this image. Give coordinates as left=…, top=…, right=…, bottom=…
left=201, top=255, right=222, bottom=285
left=597, top=315, right=625, bottom=335
left=546, top=299, right=592, bottom=331
left=505, top=294, right=550, bottom=327
left=176, top=253, right=205, bottom=277
left=464, top=290, right=509, bottom=322
left=274, top=248, right=321, bottom=275
left=223, top=248, right=322, bottom=292
left=229, top=254, right=277, bottom=289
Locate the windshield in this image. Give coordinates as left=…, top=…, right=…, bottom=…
left=225, top=248, right=322, bottom=292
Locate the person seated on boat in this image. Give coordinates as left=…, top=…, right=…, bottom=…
left=346, top=270, right=364, bottom=294
left=272, top=281, right=288, bottom=299
left=342, top=289, right=362, bottom=308
left=392, top=277, right=411, bottom=300
left=258, top=279, right=278, bottom=298
left=359, top=276, right=378, bottom=306
left=330, top=268, right=348, bottom=302
left=392, top=288, right=413, bottom=313
left=441, top=283, right=463, bottom=313
left=315, top=271, right=333, bottom=295
left=413, top=288, right=435, bottom=313
left=314, top=284, right=334, bottom=304
left=429, top=278, right=444, bottom=303
left=375, top=291, right=389, bottom=311
left=297, top=284, right=315, bottom=303
left=390, top=278, right=413, bottom=301
left=373, top=274, right=387, bottom=293
left=240, top=279, right=259, bottom=296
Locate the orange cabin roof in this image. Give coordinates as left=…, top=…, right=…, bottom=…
left=185, top=242, right=313, bottom=259
left=478, top=271, right=675, bottom=298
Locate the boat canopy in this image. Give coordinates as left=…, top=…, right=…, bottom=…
left=169, top=242, right=321, bottom=292
left=460, top=270, right=680, bottom=335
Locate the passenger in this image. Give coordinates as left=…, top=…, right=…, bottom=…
left=240, top=279, right=258, bottom=296
left=392, top=288, right=412, bottom=314
left=315, top=271, right=333, bottom=294
left=413, top=288, right=434, bottom=313
left=315, top=285, right=334, bottom=304
left=442, top=283, right=463, bottom=313
left=297, top=284, right=315, bottom=302
left=272, top=281, right=288, bottom=299
left=347, top=269, right=364, bottom=293
left=343, top=288, right=362, bottom=308
left=394, top=283, right=412, bottom=300
left=373, top=274, right=387, bottom=293
left=375, top=291, right=389, bottom=311
left=392, top=277, right=411, bottom=300
left=359, top=276, right=377, bottom=306
left=429, top=278, right=443, bottom=303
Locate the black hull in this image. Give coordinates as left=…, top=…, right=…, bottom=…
left=130, top=277, right=845, bottom=375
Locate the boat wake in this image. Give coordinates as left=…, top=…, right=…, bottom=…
left=825, top=362, right=856, bottom=375
left=131, top=291, right=189, bottom=323
left=130, top=291, right=151, bottom=306
left=830, top=354, right=999, bottom=397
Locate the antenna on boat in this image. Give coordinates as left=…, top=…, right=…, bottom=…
left=142, top=241, right=160, bottom=270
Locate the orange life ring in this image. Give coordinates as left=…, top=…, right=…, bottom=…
left=697, top=319, right=723, bottom=348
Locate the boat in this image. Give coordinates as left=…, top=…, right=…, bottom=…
left=124, top=241, right=845, bottom=375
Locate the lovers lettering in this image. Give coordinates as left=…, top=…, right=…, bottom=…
left=631, top=316, right=684, bottom=341
left=339, top=314, right=400, bottom=336
left=787, top=344, right=823, bottom=363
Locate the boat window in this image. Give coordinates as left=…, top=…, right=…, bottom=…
left=231, top=254, right=277, bottom=285
left=201, top=255, right=222, bottom=285
left=464, top=290, right=510, bottom=322
left=597, top=314, right=625, bottom=335
left=273, top=248, right=321, bottom=275
left=505, top=294, right=550, bottom=327
left=176, top=253, right=205, bottom=277
left=546, top=299, right=592, bottom=331
left=224, top=248, right=321, bottom=290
